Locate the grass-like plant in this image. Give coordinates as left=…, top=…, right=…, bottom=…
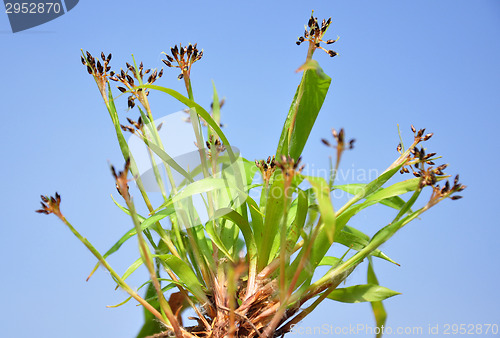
left=37, top=13, right=464, bottom=338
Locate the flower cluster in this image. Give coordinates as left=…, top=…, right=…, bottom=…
left=397, top=125, right=465, bottom=202
left=255, top=156, right=277, bottom=187
left=110, top=62, right=163, bottom=109
left=36, top=193, right=62, bottom=217
left=296, top=13, right=338, bottom=57
left=322, top=128, right=355, bottom=169
left=206, top=135, right=226, bottom=157
left=81, top=51, right=113, bottom=100
left=162, top=43, right=203, bottom=80
left=276, top=155, right=305, bottom=178
left=111, top=159, right=132, bottom=200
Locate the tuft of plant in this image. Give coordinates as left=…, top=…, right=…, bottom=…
left=38, top=12, right=464, bottom=338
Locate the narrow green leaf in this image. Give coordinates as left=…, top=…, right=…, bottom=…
left=336, top=228, right=398, bottom=265
left=307, top=176, right=336, bottom=243
left=333, top=183, right=366, bottom=195
left=327, top=284, right=400, bottom=303
left=209, top=81, right=221, bottom=142
left=136, top=282, right=164, bottom=338
left=286, top=189, right=308, bottom=253
left=334, top=183, right=409, bottom=212
left=213, top=208, right=257, bottom=260
left=105, top=205, right=176, bottom=259
left=111, top=194, right=146, bottom=221
left=258, top=174, right=285, bottom=270
left=247, top=195, right=264, bottom=250
left=121, top=257, right=143, bottom=282
left=351, top=165, right=403, bottom=203
left=368, top=258, right=387, bottom=338
left=366, top=177, right=424, bottom=202
left=318, top=256, right=342, bottom=267
left=157, top=254, right=208, bottom=303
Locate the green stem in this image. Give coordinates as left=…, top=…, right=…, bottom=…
left=123, top=195, right=183, bottom=337
left=56, top=214, right=168, bottom=327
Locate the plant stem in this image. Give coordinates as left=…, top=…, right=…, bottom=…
left=55, top=213, right=169, bottom=327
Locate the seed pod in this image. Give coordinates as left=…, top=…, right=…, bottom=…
left=423, top=133, right=434, bottom=141
left=328, top=50, right=337, bottom=57
left=128, top=97, right=135, bottom=109
left=97, top=61, right=103, bottom=73
left=117, top=87, right=127, bottom=93
left=178, top=73, right=184, bottom=80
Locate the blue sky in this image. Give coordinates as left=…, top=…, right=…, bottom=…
left=1, top=1, right=499, bottom=337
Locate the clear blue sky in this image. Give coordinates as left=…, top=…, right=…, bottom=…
left=1, top=1, right=499, bottom=337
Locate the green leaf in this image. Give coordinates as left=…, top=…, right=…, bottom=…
left=327, top=284, right=400, bottom=303
left=307, top=176, right=336, bottom=243
left=276, top=60, right=331, bottom=160
left=157, top=254, right=208, bottom=303
left=258, top=174, right=286, bottom=270
left=242, top=158, right=259, bottom=186
left=247, top=195, right=264, bottom=250
left=334, top=183, right=408, bottom=212
left=209, top=81, right=221, bottom=142
left=336, top=227, right=399, bottom=265
left=121, top=257, right=143, bottom=282
left=368, top=258, right=387, bottom=338
left=136, top=282, right=164, bottom=338
left=286, top=189, right=308, bottom=253
left=87, top=204, right=176, bottom=279
left=350, top=165, right=403, bottom=205
left=214, top=208, right=257, bottom=261
left=105, top=205, right=176, bottom=259
left=332, top=183, right=366, bottom=195
left=318, top=256, right=342, bottom=267
left=365, top=177, right=422, bottom=202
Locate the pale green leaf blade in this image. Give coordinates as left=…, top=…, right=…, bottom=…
left=327, top=284, right=400, bottom=303
left=276, top=60, right=331, bottom=160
